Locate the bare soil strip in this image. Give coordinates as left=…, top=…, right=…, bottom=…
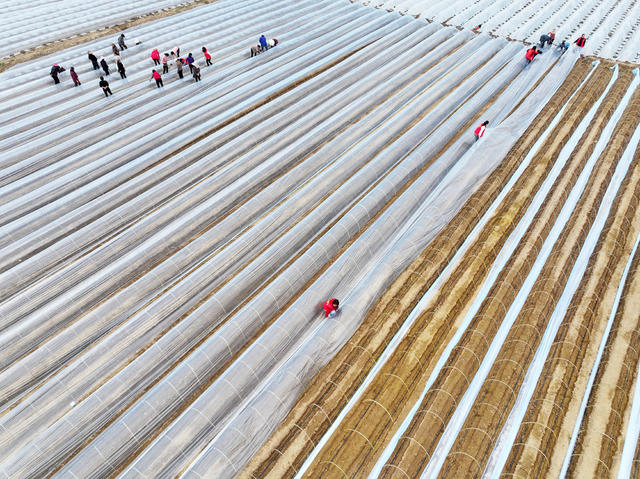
left=377, top=63, right=614, bottom=479
left=243, top=59, right=592, bottom=479
left=502, top=82, right=640, bottom=479
left=564, top=171, right=640, bottom=477
left=439, top=66, right=637, bottom=478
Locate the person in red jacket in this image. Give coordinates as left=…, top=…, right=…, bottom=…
left=151, top=48, right=161, bottom=65
left=202, top=46, right=212, bottom=66
left=70, top=67, right=80, bottom=86
left=323, top=298, right=339, bottom=318
left=474, top=120, right=489, bottom=141
left=151, top=69, right=163, bottom=88
left=525, top=46, right=541, bottom=64
left=574, top=34, right=587, bottom=47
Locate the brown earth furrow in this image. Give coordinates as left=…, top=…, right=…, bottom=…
left=243, top=57, right=593, bottom=479
left=378, top=64, right=614, bottom=479
left=438, top=67, right=637, bottom=478
left=500, top=83, right=640, bottom=479
left=565, top=198, right=640, bottom=477
left=633, top=435, right=640, bottom=478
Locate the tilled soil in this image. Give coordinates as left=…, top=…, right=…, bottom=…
left=501, top=82, right=640, bottom=479
left=244, top=58, right=595, bottom=478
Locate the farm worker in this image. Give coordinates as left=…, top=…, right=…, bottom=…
left=260, top=34, right=268, bottom=51
left=117, top=60, right=126, bottom=79
left=100, top=57, right=110, bottom=75
left=172, top=46, right=180, bottom=57
left=162, top=53, right=170, bottom=74
left=118, top=33, right=127, bottom=50
left=151, top=48, right=161, bottom=65
left=538, top=34, right=552, bottom=48
left=548, top=29, right=556, bottom=42
left=525, top=46, right=541, bottom=64
left=111, top=43, right=120, bottom=56
left=151, top=69, right=163, bottom=88
left=99, top=76, right=112, bottom=97
left=574, top=34, right=586, bottom=47
left=272, top=38, right=279, bottom=47
left=70, top=67, right=80, bottom=86
left=323, top=298, right=340, bottom=318
left=185, top=53, right=195, bottom=72
left=251, top=45, right=261, bottom=57
left=192, top=62, right=201, bottom=82
left=474, top=120, right=489, bottom=141
left=473, top=24, right=481, bottom=32
left=557, top=40, right=570, bottom=52
left=202, top=47, right=212, bottom=66
left=176, top=58, right=184, bottom=79
left=50, top=63, right=64, bottom=84
left=88, top=51, right=99, bottom=70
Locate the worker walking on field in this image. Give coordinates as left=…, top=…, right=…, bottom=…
left=117, top=59, right=126, bottom=79
left=202, top=47, right=212, bottom=66
left=162, top=53, right=170, bottom=74
left=151, top=48, right=161, bottom=65
left=118, top=33, right=127, bottom=50
left=574, top=34, right=587, bottom=48
left=260, top=34, right=268, bottom=52
left=323, top=298, right=340, bottom=318
left=88, top=51, right=99, bottom=70
left=99, top=76, right=112, bottom=97
left=525, top=46, right=541, bottom=65
left=100, top=57, right=110, bottom=75
left=185, top=53, right=195, bottom=72
left=176, top=58, right=184, bottom=79
left=70, top=67, right=80, bottom=86
left=50, top=63, right=65, bottom=84
left=474, top=120, right=489, bottom=141
left=192, top=62, right=201, bottom=82
left=151, top=69, right=163, bottom=88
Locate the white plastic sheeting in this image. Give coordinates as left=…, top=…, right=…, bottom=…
left=420, top=62, right=618, bottom=479
left=360, top=0, right=640, bottom=62
left=485, top=67, right=640, bottom=479
left=0, top=0, right=195, bottom=59
left=372, top=50, right=585, bottom=478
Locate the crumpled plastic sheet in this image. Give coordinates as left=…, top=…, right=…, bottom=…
left=0, top=29, right=499, bottom=478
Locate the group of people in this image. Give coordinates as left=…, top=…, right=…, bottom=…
left=50, top=33, right=278, bottom=97
left=524, top=31, right=588, bottom=65
left=250, top=34, right=278, bottom=57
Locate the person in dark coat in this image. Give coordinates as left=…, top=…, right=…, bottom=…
left=192, top=62, right=201, bottom=82
left=99, top=76, right=112, bottom=97
left=70, top=67, right=81, bottom=86
left=574, top=34, right=587, bottom=47
left=50, top=63, right=65, bottom=84
left=185, top=53, right=195, bottom=72
left=100, top=57, right=110, bottom=75
left=117, top=60, right=126, bottom=79
left=176, top=58, right=184, bottom=79
left=118, top=33, right=127, bottom=50
left=259, top=34, right=268, bottom=51
left=151, top=69, right=163, bottom=88
left=88, top=51, right=99, bottom=70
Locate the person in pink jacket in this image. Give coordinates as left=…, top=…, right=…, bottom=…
left=151, top=48, right=160, bottom=66
left=161, top=53, right=170, bottom=74
left=474, top=120, right=489, bottom=141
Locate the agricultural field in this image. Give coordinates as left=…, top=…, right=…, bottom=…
left=1, top=0, right=639, bottom=478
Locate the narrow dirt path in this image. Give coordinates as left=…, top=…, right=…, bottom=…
left=565, top=203, right=640, bottom=477
left=242, top=58, right=593, bottom=479
left=439, top=66, right=636, bottom=478
left=501, top=81, right=640, bottom=479
left=377, top=63, right=613, bottom=479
